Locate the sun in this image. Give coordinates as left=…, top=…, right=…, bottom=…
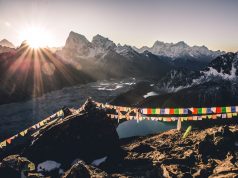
left=19, top=26, right=52, bottom=48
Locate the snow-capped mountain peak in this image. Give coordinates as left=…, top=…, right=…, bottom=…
left=65, top=31, right=91, bottom=49
left=63, top=31, right=93, bottom=57
left=0, top=39, right=15, bottom=48
left=92, top=34, right=116, bottom=51
left=134, top=40, right=224, bottom=59
left=116, top=44, right=140, bottom=58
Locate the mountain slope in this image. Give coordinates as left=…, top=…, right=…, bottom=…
left=57, top=31, right=173, bottom=80
left=111, top=52, right=238, bottom=107
left=0, top=42, right=94, bottom=105
left=0, top=39, right=15, bottom=48
left=134, top=40, right=224, bottom=59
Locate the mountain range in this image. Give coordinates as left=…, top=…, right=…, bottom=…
left=57, top=31, right=224, bottom=70
left=111, top=52, right=238, bottom=107
left=0, top=41, right=93, bottom=104
left=0, top=31, right=235, bottom=105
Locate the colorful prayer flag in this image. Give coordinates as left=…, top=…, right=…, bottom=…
left=202, top=108, right=207, bottom=114
left=222, top=114, right=227, bottom=118
left=183, top=109, right=188, bottom=114
left=165, top=108, right=170, bottom=114
left=169, top=108, right=174, bottom=114
left=179, top=108, right=184, bottom=114
left=147, top=108, right=152, bottom=114
left=231, top=106, right=236, bottom=113
left=226, top=107, right=231, bottom=113
left=198, top=108, right=202, bottom=114
left=222, top=107, right=226, bottom=113
left=155, top=108, right=160, bottom=114
left=0, top=141, right=6, bottom=147
left=227, top=113, right=232, bottom=118
left=207, top=108, right=212, bottom=114
left=174, top=108, right=179, bottom=114
left=216, top=107, right=222, bottom=113
left=211, top=107, right=216, bottom=113
left=160, top=109, right=165, bottom=114
left=192, top=108, right=198, bottom=114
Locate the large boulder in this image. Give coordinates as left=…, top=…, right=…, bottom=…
left=22, top=100, right=120, bottom=166
left=62, top=160, right=108, bottom=178
left=0, top=154, right=35, bottom=178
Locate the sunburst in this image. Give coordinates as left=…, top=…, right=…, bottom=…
left=18, top=26, right=52, bottom=48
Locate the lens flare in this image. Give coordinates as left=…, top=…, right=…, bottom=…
left=19, top=26, right=52, bottom=48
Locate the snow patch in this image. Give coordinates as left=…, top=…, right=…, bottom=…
left=143, top=91, right=158, bottom=98
left=37, top=160, right=61, bottom=172
left=98, top=85, right=123, bottom=91
left=193, top=65, right=237, bottom=84
left=91, top=156, right=107, bottom=166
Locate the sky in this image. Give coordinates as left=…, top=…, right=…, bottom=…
left=0, top=0, right=238, bottom=52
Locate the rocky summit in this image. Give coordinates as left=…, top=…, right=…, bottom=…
left=1, top=100, right=238, bottom=178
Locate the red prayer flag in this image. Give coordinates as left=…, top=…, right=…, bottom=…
left=6, top=138, right=12, bottom=144
left=167, top=117, right=172, bottom=122
left=216, top=107, right=221, bottom=113
left=169, top=108, right=174, bottom=114
left=147, top=108, right=152, bottom=114
left=193, top=108, right=198, bottom=114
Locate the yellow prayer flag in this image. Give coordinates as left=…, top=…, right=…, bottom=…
left=227, top=113, right=232, bottom=118
left=20, top=131, right=25, bottom=136
left=0, top=140, right=7, bottom=147
left=39, top=122, right=43, bottom=126
left=232, top=113, right=237, bottom=116
left=155, top=108, right=160, bottom=114
left=192, top=116, right=198, bottom=120
left=226, top=107, right=231, bottom=113
left=202, top=108, right=207, bottom=114
left=179, top=109, right=183, bottom=114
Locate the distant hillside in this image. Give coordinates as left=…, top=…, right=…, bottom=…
left=111, top=52, right=238, bottom=107
left=0, top=42, right=94, bottom=105
left=0, top=39, right=15, bottom=48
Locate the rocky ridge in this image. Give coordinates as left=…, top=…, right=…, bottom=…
left=0, top=100, right=238, bottom=177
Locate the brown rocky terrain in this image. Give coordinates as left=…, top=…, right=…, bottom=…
left=0, top=100, right=238, bottom=178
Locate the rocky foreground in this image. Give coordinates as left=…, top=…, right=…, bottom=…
left=0, top=100, right=238, bottom=178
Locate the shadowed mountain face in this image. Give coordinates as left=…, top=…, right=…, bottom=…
left=57, top=31, right=224, bottom=80
left=0, top=42, right=94, bottom=105
left=57, top=31, right=174, bottom=80
left=111, top=52, right=238, bottom=107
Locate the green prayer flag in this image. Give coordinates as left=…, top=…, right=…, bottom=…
left=174, top=108, right=179, bottom=114
left=222, top=107, right=226, bottom=113
left=198, top=108, right=202, bottom=114
left=152, top=108, right=156, bottom=114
